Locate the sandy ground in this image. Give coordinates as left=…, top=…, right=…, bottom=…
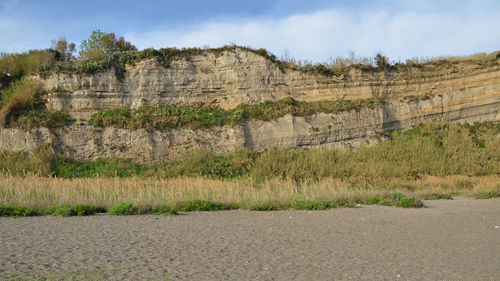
left=1, top=198, right=499, bottom=281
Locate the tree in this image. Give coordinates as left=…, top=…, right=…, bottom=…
left=79, top=29, right=137, bottom=60
left=51, top=37, right=76, bottom=61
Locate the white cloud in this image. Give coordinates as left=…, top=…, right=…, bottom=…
left=126, top=3, right=500, bottom=63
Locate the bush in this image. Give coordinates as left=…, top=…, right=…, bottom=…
left=394, top=197, right=423, bottom=208
left=0, top=205, right=39, bottom=217
left=109, top=203, right=138, bottom=215
left=152, top=204, right=178, bottom=216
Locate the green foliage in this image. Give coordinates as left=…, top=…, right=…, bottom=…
left=152, top=204, right=178, bottom=215
left=288, top=199, right=336, bottom=210
left=44, top=204, right=106, bottom=216
left=335, top=199, right=357, bottom=208
left=394, top=197, right=424, bottom=208
left=0, top=50, right=56, bottom=82
left=0, top=204, right=39, bottom=217
left=6, top=109, right=75, bottom=129
left=109, top=203, right=138, bottom=215
left=176, top=200, right=238, bottom=212
left=422, top=193, right=453, bottom=200
left=89, top=97, right=384, bottom=131
left=474, top=188, right=500, bottom=199
left=79, top=29, right=137, bottom=61
left=1, top=121, right=498, bottom=181
left=0, top=145, right=55, bottom=176
left=375, top=53, right=389, bottom=70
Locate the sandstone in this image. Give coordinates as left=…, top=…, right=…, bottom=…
left=0, top=48, right=499, bottom=162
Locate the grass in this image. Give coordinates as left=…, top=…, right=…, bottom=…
left=176, top=200, right=238, bottom=212
left=0, top=78, right=41, bottom=124
left=1, top=121, right=498, bottom=181
left=108, top=203, right=138, bottom=215
left=0, top=173, right=498, bottom=214
left=152, top=204, right=178, bottom=215
left=88, top=97, right=385, bottom=131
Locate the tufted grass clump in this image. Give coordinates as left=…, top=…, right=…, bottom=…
left=109, top=203, right=138, bottom=215
left=152, top=204, right=178, bottom=216
left=176, top=200, right=238, bottom=212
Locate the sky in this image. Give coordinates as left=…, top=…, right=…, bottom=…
left=1, top=0, right=499, bottom=63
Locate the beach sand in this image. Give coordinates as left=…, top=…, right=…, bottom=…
left=1, top=197, right=499, bottom=280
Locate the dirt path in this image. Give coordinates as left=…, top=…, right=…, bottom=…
left=1, top=198, right=499, bottom=280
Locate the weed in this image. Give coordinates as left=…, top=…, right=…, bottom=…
left=109, top=203, right=138, bottom=215
left=152, top=204, right=178, bottom=216
left=289, top=199, right=336, bottom=210
left=176, top=200, right=238, bottom=212
left=0, top=204, right=39, bottom=217
left=394, top=197, right=423, bottom=208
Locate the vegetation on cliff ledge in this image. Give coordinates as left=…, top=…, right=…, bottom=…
left=89, top=97, right=385, bottom=130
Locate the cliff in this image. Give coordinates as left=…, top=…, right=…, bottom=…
left=1, top=47, right=499, bottom=162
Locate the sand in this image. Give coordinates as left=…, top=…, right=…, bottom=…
left=1, top=198, right=499, bottom=280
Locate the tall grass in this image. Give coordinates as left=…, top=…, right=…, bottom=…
left=0, top=78, right=41, bottom=124
left=0, top=50, right=55, bottom=80
left=0, top=174, right=498, bottom=209
left=1, top=121, right=498, bottom=180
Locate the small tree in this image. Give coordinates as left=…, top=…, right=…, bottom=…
left=51, top=37, right=76, bottom=61
left=79, top=29, right=137, bottom=61
left=375, top=53, right=389, bottom=70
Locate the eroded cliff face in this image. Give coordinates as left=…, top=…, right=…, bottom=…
left=0, top=48, right=499, bottom=162
left=40, top=48, right=500, bottom=117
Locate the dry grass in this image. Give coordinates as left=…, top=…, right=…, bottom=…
left=1, top=174, right=498, bottom=209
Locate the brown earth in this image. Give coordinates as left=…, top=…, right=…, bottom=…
left=1, top=198, right=499, bottom=280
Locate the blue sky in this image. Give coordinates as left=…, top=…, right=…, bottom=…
left=1, top=0, right=499, bottom=62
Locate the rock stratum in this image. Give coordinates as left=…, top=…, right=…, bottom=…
left=1, top=48, right=499, bottom=162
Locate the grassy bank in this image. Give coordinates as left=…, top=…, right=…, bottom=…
left=1, top=121, right=498, bottom=180
left=0, top=174, right=498, bottom=215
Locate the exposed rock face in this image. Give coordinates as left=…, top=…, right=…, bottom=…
left=40, top=48, right=500, bottom=117
left=1, top=85, right=498, bottom=162
left=1, top=48, right=499, bottom=162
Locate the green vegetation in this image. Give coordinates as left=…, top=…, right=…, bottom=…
left=89, top=97, right=385, bottom=131
left=422, top=193, right=453, bottom=200
left=44, top=204, right=106, bottom=216
left=0, top=205, right=39, bottom=217
left=79, top=29, right=137, bottom=61
left=152, top=204, right=178, bottom=216
left=366, top=193, right=423, bottom=207
left=289, top=199, right=337, bottom=210
left=109, top=203, right=139, bottom=215
left=1, top=121, right=498, bottom=181
left=176, top=200, right=238, bottom=212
